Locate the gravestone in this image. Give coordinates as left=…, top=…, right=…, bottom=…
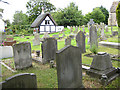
left=41, top=37, right=57, bottom=64
left=65, top=37, right=71, bottom=46
left=42, top=32, right=50, bottom=38
left=33, top=33, right=41, bottom=46
left=76, top=31, right=86, bottom=53
left=56, top=45, right=83, bottom=88
left=105, top=26, right=108, bottom=32
left=82, top=25, right=85, bottom=33
left=89, top=25, right=98, bottom=48
left=88, top=19, right=95, bottom=26
left=13, top=42, right=32, bottom=69
left=0, top=73, right=37, bottom=88
left=70, top=26, right=73, bottom=32
left=74, top=26, right=78, bottom=33
left=100, top=23, right=106, bottom=40
left=86, top=52, right=119, bottom=85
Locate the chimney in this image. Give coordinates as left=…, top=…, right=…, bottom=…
left=41, top=7, right=44, bottom=14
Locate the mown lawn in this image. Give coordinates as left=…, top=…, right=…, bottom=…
left=1, top=26, right=120, bottom=88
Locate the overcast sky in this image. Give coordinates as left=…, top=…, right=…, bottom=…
left=0, top=0, right=117, bottom=23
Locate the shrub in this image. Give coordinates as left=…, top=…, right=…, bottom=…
left=116, top=2, right=120, bottom=27
left=90, top=44, right=98, bottom=54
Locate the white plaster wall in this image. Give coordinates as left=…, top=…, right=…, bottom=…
left=0, top=46, right=13, bottom=59
left=0, top=19, right=5, bottom=32
left=56, top=26, right=64, bottom=32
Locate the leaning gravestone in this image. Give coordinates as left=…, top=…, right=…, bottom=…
left=56, top=45, right=83, bottom=88
left=41, top=37, right=57, bottom=64
left=89, top=25, right=98, bottom=48
left=65, top=37, right=71, bottom=46
left=76, top=31, right=86, bottom=53
left=86, top=52, right=119, bottom=85
left=33, top=33, right=41, bottom=46
left=0, top=73, right=37, bottom=88
left=13, top=42, right=32, bottom=69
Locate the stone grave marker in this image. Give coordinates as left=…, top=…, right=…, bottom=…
left=33, top=33, right=41, bottom=46
left=0, top=73, right=37, bottom=88
left=42, top=32, right=50, bottom=38
left=74, top=26, right=78, bottom=33
left=76, top=31, right=86, bottom=53
left=89, top=25, right=98, bottom=48
left=41, top=37, right=57, bottom=64
left=56, top=45, right=83, bottom=88
left=82, top=25, right=85, bottom=33
left=13, top=42, right=32, bottom=69
left=100, top=23, right=106, bottom=40
left=70, top=26, right=73, bottom=32
left=65, top=37, right=71, bottom=46
left=105, top=26, right=108, bottom=32
left=86, top=52, right=119, bottom=85
left=88, top=19, right=95, bottom=26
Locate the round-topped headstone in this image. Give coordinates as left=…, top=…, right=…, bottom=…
left=97, top=52, right=106, bottom=55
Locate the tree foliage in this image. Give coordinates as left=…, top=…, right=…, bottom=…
left=12, top=11, right=29, bottom=25
left=99, top=6, right=109, bottom=25
left=52, top=2, right=84, bottom=27
left=26, top=0, right=56, bottom=23
left=116, top=2, right=120, bottom=27
left=91, top=8, right=105, bottom=24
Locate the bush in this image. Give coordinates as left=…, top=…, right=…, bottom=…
left=90, top=44, right=98, bottom=54
left=116, top=2, right=120, bottom=27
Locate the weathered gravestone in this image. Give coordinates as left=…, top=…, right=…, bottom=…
left=33, top=33, right=41, bottom=46
left=56, top=45, right=83, bottom=88
left=89, top=25, right=98, bottom=48
left=100, top=23, right=106, bottom=40
left=65, top=37, right=71, bottom=46
left=88, top=19, right=95, bottom=27
left=0, top=73, right=37, bottom=88
left=86, top=52, right=119, bottom=85
left=41, top=37, right=57, bottom=64
left=43, top=32, right=50, bottom=38
left=74, top=26, right=78, bottom=33
left=82, top=25, right=85, bottom=33
left=76, top=31, right=86, bottom=53
left=70, top=26, right=73, bottom=32
left=13, top=42, right=32, bottom=69
left=105, top=26, right=108, bottom=32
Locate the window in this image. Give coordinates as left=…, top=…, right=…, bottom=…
left=45, top=20, right=50, bottom=25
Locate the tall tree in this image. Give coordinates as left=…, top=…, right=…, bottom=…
left=99, top=6, right=109, bottom=25
left=12, top=11, right=29, bottom=25
left=26, top=0, right=56, bottom=23
left=52, top=2, right=84, bottom=27
left=91, top=8, right=105, bottom=24
left=116, top=2, right=120, bottom=27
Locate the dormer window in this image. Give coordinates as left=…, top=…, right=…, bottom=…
left=45, top=20, right=50, bottom=25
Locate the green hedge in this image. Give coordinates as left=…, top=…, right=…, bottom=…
left=116, top=2, right=120, bottom=27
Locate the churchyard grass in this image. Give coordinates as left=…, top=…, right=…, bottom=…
left=1, top=26, right=119, bottom=88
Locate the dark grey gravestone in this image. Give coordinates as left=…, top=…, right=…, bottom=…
left=56, top=45, right=83, bottom=88
left=13, top=42, right=32, bottom=69
left=41, top=37, right=57, bottom=64
left=65, top=37, right=71, bottom=46
left=0, top=73, right=37, bottom=88
left=86, top=52, right=119, bottom=85
left=89, top=25, right=98, bottom=48
left=76, top=31, right=86, bottom=53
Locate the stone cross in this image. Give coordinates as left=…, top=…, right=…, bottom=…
left=76, top=31, right=86, bottom=53
left=56, top=45, right=83, bottom=88
left=13, top=42, right=32, bottom=70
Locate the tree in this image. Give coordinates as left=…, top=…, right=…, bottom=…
left=116, top=2, right=120, bottom=27
left=99, top=6, right=109, bottom=25
left=52, top=2, right=84, bottom=27
left=84, top=12, right=92, bottom=24
left=26, top=0, right=56, bottom=23
left=91, top=8, right=105, bottom=24
left=12, top=11, right=29, bottom=25
left=4, top=19, right=11, bottom=27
